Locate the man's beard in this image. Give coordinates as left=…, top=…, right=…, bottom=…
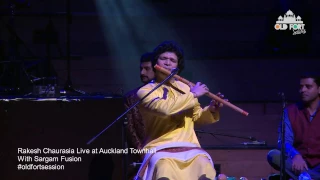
left=301, top=94, right=319, bottom=104
left=141, top=76, right=150, bottom=83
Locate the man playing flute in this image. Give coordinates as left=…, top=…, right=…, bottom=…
left=135, top=41, right=227, bottom=180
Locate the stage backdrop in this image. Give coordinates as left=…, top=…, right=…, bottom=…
left=1, top=0, right=319, bottom=102
left=0, top=97, right=125, bottom=180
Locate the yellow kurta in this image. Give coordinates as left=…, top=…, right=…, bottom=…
left=136, top=80, right=220, bottom=180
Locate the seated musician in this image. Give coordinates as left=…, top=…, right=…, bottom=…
left=135, top=41, right=227, bottom=180
left=267, top=73, right=320, bottom=180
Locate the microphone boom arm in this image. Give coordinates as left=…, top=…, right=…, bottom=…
left=195, top=130, right=256, bottom=141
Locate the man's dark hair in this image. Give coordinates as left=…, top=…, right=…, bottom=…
left=151, top=41, right=185, bottom=74
left=300, top=72, right=320, bottom=86
left=140, top=52, right=154, bottom=63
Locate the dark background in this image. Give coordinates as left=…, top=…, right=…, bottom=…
left=0, top=0, right=319, bottom=179
left=0, top=0, right=319, bottom=102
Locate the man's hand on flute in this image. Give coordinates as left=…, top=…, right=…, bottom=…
left=189, top=82, right=209, bottom=98
left=209, top=92, right=228, bottom=113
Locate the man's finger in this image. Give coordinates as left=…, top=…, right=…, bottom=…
left=294, top=165, right=300, bottom=174
left=213, top=101, right=223, bottom=108
left=299, top=165, right=304, bottom=173
left=304, top=163, right=309, bottom=171
left=292, top=164, right=296, bottom=171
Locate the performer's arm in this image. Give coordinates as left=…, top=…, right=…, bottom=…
left=137, top=86, right=197, bottom=116
left=277, top=109, right=300, bottom=159
left=193, top=103, right=220, bottom=126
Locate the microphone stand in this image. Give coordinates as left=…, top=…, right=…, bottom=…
left=279, top=92, right=286, bottom=180
left=195, top=130, right=265, bottom=145
left=64, top=0, right=72, bottom=91
left=86, top=68, right=180, bottom=180
left=0, top=2, right=33, bottom=94
left=63, top=0, right=85, bottom=95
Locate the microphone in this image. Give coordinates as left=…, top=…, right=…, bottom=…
left=241, top=140, right=266, bottom=146
left=278, top=91, right=287, bottom=108
left=130, top=162, right=142, bottom=167
left=170, top=68, right=179, bottom=75
left=278, top=92, right=286, bottom=100
left=31, top=77, right=44, bottom=83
